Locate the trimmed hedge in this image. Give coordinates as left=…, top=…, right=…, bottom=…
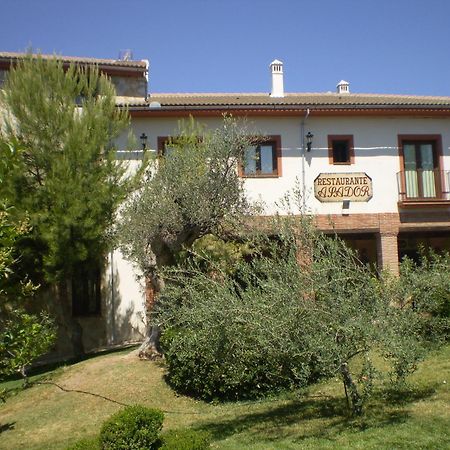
left=100, top=405, right=164, bottom=449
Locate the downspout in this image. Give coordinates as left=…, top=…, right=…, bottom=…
left=110, top=250, right=116, bottom=345
left=301, top=108, right=310, bottom=213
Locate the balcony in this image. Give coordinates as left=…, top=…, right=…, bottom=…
left=397, top=169, right=450, bottom=207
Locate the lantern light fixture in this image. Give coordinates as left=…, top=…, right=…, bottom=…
left=140, top=132, right=148, bottom=151
left=306, top=131, right=314, bottom=152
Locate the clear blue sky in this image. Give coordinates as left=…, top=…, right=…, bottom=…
left=2, top=0, right=450, bottom=96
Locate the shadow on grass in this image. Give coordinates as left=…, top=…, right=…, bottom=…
left=0, top=344, right=140, bottom=401
left=31, top=344, right=140, bottom=378
left=194, top=387, right=436, bottom=446
left=379, top=384, right=438, bottom=405
left=1, top=344, right=139, bottom=386
left=0, top=422, right=15, bottom=434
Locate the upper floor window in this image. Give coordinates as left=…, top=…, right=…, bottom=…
left=240, top=135, right=282, bottom=178
left=328, top=135, right=354, bottom=165
left=158, top=135, right=282, bottom=178
left=398, top=135, right=446, bottom=201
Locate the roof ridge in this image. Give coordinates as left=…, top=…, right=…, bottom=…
left=150, top=92, right=450, bottom=100
left=150, top=92, right=271, bottom=97
left=0, top=51, right=148, bottom=68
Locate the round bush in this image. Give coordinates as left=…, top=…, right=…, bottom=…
left=160, top=429, right=211, bottom=450
left=100, top=405, right=164, bottom=450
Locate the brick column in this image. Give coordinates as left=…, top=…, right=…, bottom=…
left=376, top=232, right=399, bottom=275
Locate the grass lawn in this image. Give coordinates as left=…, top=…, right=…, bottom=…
left=0, top=345, right=449, bottom=449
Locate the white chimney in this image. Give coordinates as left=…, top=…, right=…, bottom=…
left=336, top=80, right=350, bottom=94
left=270, top=59, right=284, bottom=97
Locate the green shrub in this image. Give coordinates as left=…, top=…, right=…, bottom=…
left=156, top=224, right=424, bottom=414
left=66, top=437, right=100, bottom=450
left=160, top=429, right=211, bottom=450
left=158, top=241, right=315, bottom=400
left=0, top=204, right=56, bottom=384
left=100, top=405, right=164, bottom=450
left=399, top=251, right=450, bottom=342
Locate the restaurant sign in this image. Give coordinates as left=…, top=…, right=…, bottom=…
left=314, top=172, right=372, bottom=202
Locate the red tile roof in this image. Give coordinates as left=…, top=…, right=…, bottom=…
left=0, top=51, right=148, bottom=71
left=145, top=92, right=450, bottom=108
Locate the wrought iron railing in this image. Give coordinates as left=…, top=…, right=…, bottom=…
left=397, top=169, right=450, bottom=202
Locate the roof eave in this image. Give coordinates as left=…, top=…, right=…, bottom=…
left=0, top=54, right=148, bottom=77
left=126, top=104, right=450, bottom=117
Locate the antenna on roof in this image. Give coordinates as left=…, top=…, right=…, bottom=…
left=118, top=49, right=133, bottom=61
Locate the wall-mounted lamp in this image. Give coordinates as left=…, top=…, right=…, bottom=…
left=306, top=131, right=314, bottom=152
left=140, top=132, right=148, bottom=151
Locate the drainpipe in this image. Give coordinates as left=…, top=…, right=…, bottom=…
left=110, top=250, right=116, bottom=345
left=301, top=108, right=310, bottom=213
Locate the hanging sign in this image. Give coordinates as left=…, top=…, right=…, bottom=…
left=314, top=172, right=372, bottom=202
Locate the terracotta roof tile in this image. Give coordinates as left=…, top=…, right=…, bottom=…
left=146, top=92, right=450, bottom=108
left=0, top=51, right=148, bottom=70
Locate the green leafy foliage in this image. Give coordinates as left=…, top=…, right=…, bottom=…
left=160, top=429, right=211, bottom=450
left=0, top=309, right=56, bottom=378
left=119, top=115, right=258, bottom=277
left=118, top=116, right=260, bottom=358
left=176, top=234, right=255, bottom=275
left=0, top=204, right=33, bottom=303
left=0, top=204, right=56, bottom=385
left=67, top=407, right=209, bottom=450
left=156, top=220, right=424, bottom=413
left=398, top=250, right=450, bottom=342
left=99, top=405, right=164, bottom=450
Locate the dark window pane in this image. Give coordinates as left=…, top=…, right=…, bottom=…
left=333, top=140, right=349, bottom=163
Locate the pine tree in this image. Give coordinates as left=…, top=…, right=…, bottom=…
left=0, top=54, right=136, bottom=356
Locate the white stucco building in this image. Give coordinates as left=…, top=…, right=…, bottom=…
left=1, top=53, right=449, bottom=353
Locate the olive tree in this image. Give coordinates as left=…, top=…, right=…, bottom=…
left=118, top=117, right=258, bottom=358
left=397, top=249, right=450, bottom=342
left=156, top=218, right=424, bottom=414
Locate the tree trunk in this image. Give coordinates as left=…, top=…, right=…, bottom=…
left=138, top=274, right=163, bottom=360
left=340, top=361, right=363, bottom=415
left=138, top=231, right=202, bottom=359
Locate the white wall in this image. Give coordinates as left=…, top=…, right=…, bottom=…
left=122, top=114, right=450, bottom=215
left=306, top=116, right=450, bottom=215
left=103, top=249, right=146, bottom=345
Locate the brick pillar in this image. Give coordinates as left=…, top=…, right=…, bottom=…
left=376, top=232, right=399, bottom=275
